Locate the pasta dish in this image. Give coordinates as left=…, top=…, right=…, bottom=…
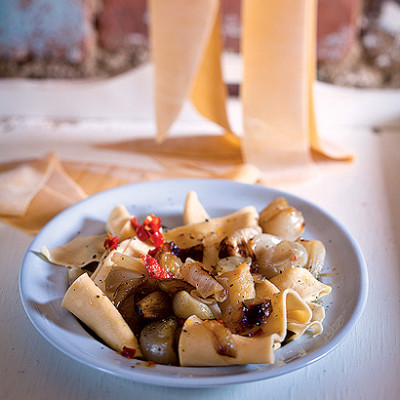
left=41, top=191, right=331, bottom=367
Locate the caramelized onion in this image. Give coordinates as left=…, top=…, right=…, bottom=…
left=113, top=278, right=146, bottom=309
left=139, top=318, right=179, bottom=365
left=165, top=241, right=204, bottom=262
left=251, top=234, right=307, bottom=279
left=224, top=298, right=273, bottom=336
left=114, top=291, right=141, bottom=334
left=151, top=246, right=183, bottom=278
left=105, top=267, right=145, bottom=298
left=300, top=239, right=326, bottom=278
left=259, top=198, right=305, bottom=241
left=113, top=277, right=154, bottom=334
left=219, top=226, right=261, bottom=257
left=113, top=276, right=194, bottom=333
left=180, top=258, right=223, bottom=298
left=136, top=291, right=172, bottom=319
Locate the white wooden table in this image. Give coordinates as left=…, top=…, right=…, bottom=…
left=1, top=63, right=399, bottom=400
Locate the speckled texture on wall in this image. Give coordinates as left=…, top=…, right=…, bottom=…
left=0, top=0, right=96, bottom=63
left=0, top=0, right=399, bottom=88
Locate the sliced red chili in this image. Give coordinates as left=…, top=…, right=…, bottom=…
left=104, top=233, right=119, bottom=251
left=141, top=254, right=174, bottom=279
left=149, top=230, right=164, bottom=248
left=131, top=214, right=164, bottom=247
left=120, top=346, right=137, bottom=359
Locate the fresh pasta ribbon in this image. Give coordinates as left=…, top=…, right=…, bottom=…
left=148, top=0, right=353, bottom=180
left=242, top=0, right=353, bottom=165
left=178, top=288, right=320, bottom=366
left=189, top=5, right=237, bottom=143
left=241, top=0, right=317, bottom=178
left=41, top=234, right=108, bottom=268
left=0, top=153, right=87, bottom=233
left=148, top=0, right=228, bottom=142
left=105, top=205, right=135, bottom=240
left=178, top=315, right=276, bottom=366
left=164, top=205, right=258, bottom=248
left=270, top=267, right=332, bottom=302
left=62, top=273, right=142, bottom=356
left=306, top=0, right=354, bottom=161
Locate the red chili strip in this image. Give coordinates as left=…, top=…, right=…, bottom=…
left=131, top=214, right=164, bottom=247
left=104, top=233, right=119, bottom=251
left=141, top=254, right=174, bottom=279
left=120, top=346, right=137, bottom=359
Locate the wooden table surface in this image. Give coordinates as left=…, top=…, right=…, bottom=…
left=1, top=62, right=399, bottom=400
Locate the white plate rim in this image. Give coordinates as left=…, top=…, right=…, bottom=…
left=19, top=178, right=368, bottom=388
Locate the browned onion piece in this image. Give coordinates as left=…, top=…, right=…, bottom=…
left=114, top=291, right=142, bottom=335
left=113, top=276, right=194, bottom=333
left=151, top=246, right=183, bottom=278
left=202, top=320, right=237, bottom=357
left=166, top=241, right=204, bottom=262
left=136, top=291, right=172, bottom=319
left=105, top=267, right=145, bottom=297
left=114, top=276, right=194, bottom=308
left=113, top=277, right=159, bottom=333
left=259, top=198, right=305, bottom=241
left=113, top=278, right=146, bottom=309
left=156, top=279, right=195, bottom=295
left=223, top=298, right=273, bottom=336
left=180, top=258, right=223, bottom=298
left=219, top=226, right=261, bottom=258
left=139, top=318, right=179, bottom=365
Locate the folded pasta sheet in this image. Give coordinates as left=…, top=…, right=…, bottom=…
left=178, top=287, right=319, bottom=366
left=164, top=206, right=258, bottom=248
left=183, top=191, right=210, bottom=225
left=105, top=205, right=135, bottom=240
left=270, top=267, right=332, bottom=302
left=0, top=159, right=50, bottom=216
left=62, top=273, right=142, bottom=356
left=41, top=234, right=108, bottom=268
left=242, top=0, right=317, bottom=177
left=0, top=154, right=86, bottom=233
left=179, top=315, right=276, bottom=366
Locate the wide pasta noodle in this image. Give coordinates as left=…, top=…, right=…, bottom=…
left=62, top=273, right=142, bottom=356
left=164, top=206, right=258, bottom=248
left=105, top=205, right=135, bottom=240
left=41, top=234, right=108, bottom=268
left=183, top=191, right=210, bottom=225
left=286, top=320, right=323, bottom=340
left=270, top=267, right=332, bottom=302
left=179, top=287, right=317, bottom=366
left=179, top=315, right=276, bottom=366
left=307, top=301, right=326, bottom=323
left=261, top=289, right=312, bottom=340
left=219, top=263, right=255, bottom=307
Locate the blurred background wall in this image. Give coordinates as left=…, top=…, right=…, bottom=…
left=0, top=0, right=399, bottom=87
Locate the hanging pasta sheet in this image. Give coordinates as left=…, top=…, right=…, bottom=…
left=149, top=0, right=353, bottom=183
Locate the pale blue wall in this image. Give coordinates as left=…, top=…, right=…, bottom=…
left=0, top=0, right=91, bottom=62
